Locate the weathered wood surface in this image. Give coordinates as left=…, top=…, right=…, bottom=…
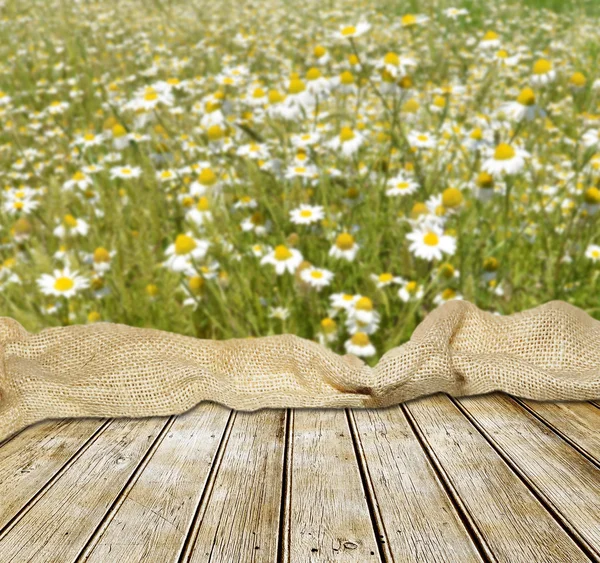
left=0, top=393, right=598, bottom=562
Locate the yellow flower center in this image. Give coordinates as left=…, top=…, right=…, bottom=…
left=401, top=14, right=417, bottom=26
left=402, top=99, right=419, bottom=112
left=197, top=197, right=210, bottom=211
left=189, top=275, right=204, bottom=292
left=433, top=95, right=446, bottom=108
left=54, top=277, right=74, bottom=292
left=405, top=281, right=417, bottom=293
left=207, top=125, right=224, bottom=141
left=310, top=270, right=324, bottom=279
left=584, top=187, right=600, bottom=204
left=84, top=133, right=95, bottom=141
left=496, top=49, right=508, bottom=59
left=483, top=30, right=499, bottom=41
left=72, top=171, right=86, bottom=181
left=494, top=143, right=515, bottom=160
left=299, top=209, right=313, bottom=218
left=439, top=263, right=455, bottom=278
left=340, top=71, right=355, bottom=85
left=378, top=273, right=393, bottom=283
left=314, top=45, right=326, bottom=58
left=63, top=214, right=78, bottom=228
left=441, top=288, right=456, bottom=300
left=477, top=172, right=494, bottom=188
left=442, top=187, right=463, bottom=208
left=532, top=59, right=552, bottom=75
left=288, top=79, right=306, bottom=94
left=336, top=232, right=355, bottom=250
left=321, top=317, right=336, bottom=333
left=341, top=25, right=356, bottom=36
left=517, top=87, right=536, bottom=106
left=274, top=244, right=293, bottom=261
left=306, top=67, right=321, bottom=80
left=384, top=52, right=399, bottom=66
left=268, top=89, right=284, bottom=104
left=417, top=134, right=429, bottom=142
left=411, top=202, right=428, bottom=218
left=570, top=72, right=586, bottom=87
left=252, top=87, right=266, bottom=98
left=93, top=247, right=110, bottom=262
left=483, top=257, right=499, bottom=272
left=199, top=168, right=217, bottom=185
left=339, top=127, right=355, bottom=142
left=423, top=232, right=439, bottom=246
left=144, top=88, right=158, bottom=101
left=355, top=296, right=373, bottom=311
left=121, top=168, right=132, bottom=175
left=350, top=332, right=370, bottom=347
left=174, top=234, right=196, bottom=255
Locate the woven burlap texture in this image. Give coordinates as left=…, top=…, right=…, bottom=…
left=1, top=299, right=599, bottom=442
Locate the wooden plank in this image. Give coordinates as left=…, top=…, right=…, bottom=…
left=517, top=399, right=600, bottom=463
left=0, top=416, right=169, bottom=562
left=350, top=407, right=484, bottom=562
left=80, top=404, right=232, bottom=562
left=0, top=418, right=107, bottom=531
left=285, top=409, right=380, bottom=561
left=404, top=394, right=591, bottom=563
left=455, top=394, right=600, bottom=558
left=185, top=409, right=286, bottom=562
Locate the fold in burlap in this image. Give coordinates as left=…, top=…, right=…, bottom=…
left=1, top=300, right=599, bottom=442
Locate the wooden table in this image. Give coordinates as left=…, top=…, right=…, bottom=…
left=0, top=393, right=598, bottom=562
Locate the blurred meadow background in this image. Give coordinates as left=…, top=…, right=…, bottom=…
left=1, top=0, right=600, bottom=362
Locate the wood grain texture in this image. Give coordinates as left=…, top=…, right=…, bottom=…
left=0, top=394, right=598, bottom=562
left=186, top=409, right=286, bottom=563
left=80, top=404, right=231, bottom=563
left=286, top=409, right=380, bottom=561
left=404, top=394, right=591, bottom=563
left=456, top=394, right=600, bottom=559
left=0, top=418, right=107, bottom=531
left=350, top=407, right=484, bottom=562
left=517, top=399, right=600, bottom=462
left=0, top=417, right=168, bottom=562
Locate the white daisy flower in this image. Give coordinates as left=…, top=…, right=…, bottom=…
left=386, top=174, right=420, bottom=197
left=499, top=88, right=545, bottom=122
left=585, top=244, right=600, bottom=262
left=334, top=22, right=371, bottom=40
left=330, top=292, right=360, bottom=310
left=53, top=215, right=89, bottom=237
left=327, top=127, right=364, bottom=157
left=398, top=280, right=424, bottom=302
left=289, top=204, right=325, bottom=225
left=164, top=233, right=210, bottom=275
left=260, top=245, right=303, bottom=275
left=408, top=130, right=437, bottom=149
left=482, top=143, right=529, bottom=176
left=530, top=59, right=556, bottom=86
left=329, top=232, right=359, bottom=261
left=406, top=223, right=456, bottom=261
left=300, top=266, right=334, bottom=290
left=110, top=166, right=142, bottom=179
left=37, top=267, right=89, bottom=298
left=63, top=171, right=92, bottom=191
left=344, top=332, right=376, bottom=357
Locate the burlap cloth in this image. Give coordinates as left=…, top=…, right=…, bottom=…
left=1, top=300, right=599, bottom=442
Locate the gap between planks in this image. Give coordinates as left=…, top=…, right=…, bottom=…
left=0, top=418, right=113, bottom=542
left=75, top=415, right=179, bottom=561
left=451, top=396, right=600, bottom=562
